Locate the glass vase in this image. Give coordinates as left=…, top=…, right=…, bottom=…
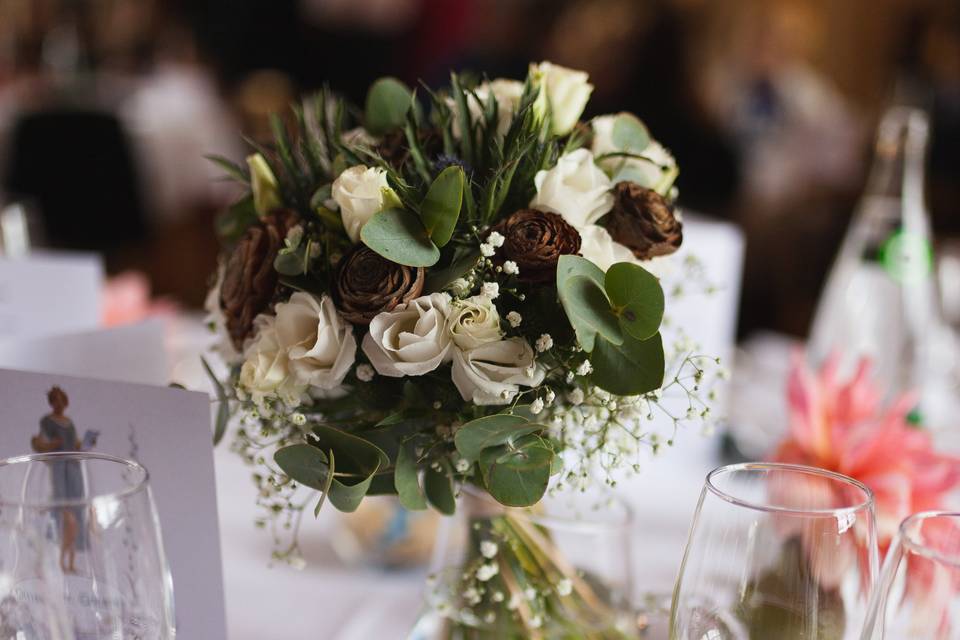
left=409, top=487, right=638, bottom=639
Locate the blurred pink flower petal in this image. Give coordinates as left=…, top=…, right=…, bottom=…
left=102, top=271, right=178, bottom=327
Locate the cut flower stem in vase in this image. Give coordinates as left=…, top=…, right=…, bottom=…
left=411, top=487, right=639, bottom=639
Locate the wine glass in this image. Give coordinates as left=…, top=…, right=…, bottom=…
left=861, top=511, right=960, bottom=640
left=0, top=452, right=175, bottom=638
left=670, top=462, right=879, bottom=639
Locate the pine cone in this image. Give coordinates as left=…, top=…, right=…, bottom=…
left=220, top=210, right=296, bottom=349
left=333, top=244, right=425, bottom=324
left=489, top=208, right=582, bottom=283
left=605, top=183, right=682, bottom=260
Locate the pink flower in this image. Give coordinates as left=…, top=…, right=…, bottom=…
left=102, top=271, right=178, bottom=327
left=772, top=351, right=960, bottom=547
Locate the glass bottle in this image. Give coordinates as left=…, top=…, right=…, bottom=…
left=808, top=106, right=957, bottom=428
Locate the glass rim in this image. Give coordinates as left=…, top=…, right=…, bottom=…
left=899, top=510, right=960, bottom=568
left=0, top=451, right=149, bottom=508
left=460, top=484, right=633, bottom=534
left=705, top=462, right=875, bottom=516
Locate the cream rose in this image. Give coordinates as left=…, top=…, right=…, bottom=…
left=530, top=61, right=593, bottom=136
left=451, top=338, right=545, bottom=405
left=362, top=293, right=453, bottom=377
left=530, top=149, right=613, bottom=229
left=591, top=114, right=676, bottom=189
left=447, top=295, right=503, bottom=351
left=239, top=315, right=302, bottom=403
left=577, top=224, right=637, bottom=272
left=332, top=165, right=397, bottom=243
left=274, top=292, right=356, bottom=391
left=247, top=153, right=281, bottom=216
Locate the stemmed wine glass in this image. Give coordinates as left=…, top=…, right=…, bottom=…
left=670, top=462, right=879, bottom=639
left=0, top=452, right=175, bottom=638
left=861, top=511, right=960, bottom=640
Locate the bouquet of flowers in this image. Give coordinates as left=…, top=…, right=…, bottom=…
left=205, top=61, right=716, bottom=636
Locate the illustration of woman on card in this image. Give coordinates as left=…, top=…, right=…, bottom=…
left=30, top=386, right=98, bottom=572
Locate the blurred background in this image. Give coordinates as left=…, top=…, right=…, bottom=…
left=0, top=0, right=957, bottom=340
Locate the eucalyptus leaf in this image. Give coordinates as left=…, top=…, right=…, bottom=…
left=424, top=461, right=456, bottom=515
left=274, top=249, right=305, bottom=276
left=365, top=77, right=413, bottom=136
left=274, top=444, right=330, bottom=491
left=420, top=166, right=464, bottom=247
left=481, top=441, right=552, bottom=507
left=557, top=255, right=623, bottom=352
left=590, top=331, right=665, bottom=396
left=423, top=249, right=480, bottom=293
left=453, top=414, right=540, bottom=461
left=395, top=445, right=427, bottom=511
left=360, top=208, right=440, bottom=267
left=611, top=113, right=650, bottom=154
left=310, top=425, right=389, bottom=513
left=605, top=262, right=664, bottom=340
left=314, top=449, right=335, bottom=516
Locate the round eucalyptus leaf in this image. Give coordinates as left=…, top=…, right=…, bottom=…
left=481, top=441, right=552, bottom=507
left=274, top=444, right=330, bottom=491
left=360, top=208, right=440, bottom=267
left=611, top=112, right=650, bottom=154
left=604, top=262, right=664, bottom=340
left=453, top=413, right=538, bottom=461
left=556, top=255, right=623, bottom=352
left=590, top=331, right=665, bottom=396
left=365, top=77, right=413, bottom=136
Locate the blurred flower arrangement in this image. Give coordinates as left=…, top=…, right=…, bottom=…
left=203, top=61, right=720, bottom=636
left=774, top=352, right=960, bottom=546
left=737, top=352, right=960, bottom=638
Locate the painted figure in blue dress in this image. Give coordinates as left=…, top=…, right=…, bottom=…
left=30, top=387, right=97, bottom=573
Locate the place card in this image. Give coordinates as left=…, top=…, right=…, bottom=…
left=0, top=251, right=103, bottom=339
left=0, top=368, right=227, bottom=639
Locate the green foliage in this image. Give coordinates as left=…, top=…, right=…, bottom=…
left=420, top=166, right=464, bottom=247
left=556, top=255, right=621, bottom=352
left=274, top=444, right=331, bottom=491
left=604, top=262, right=664, bottom=340
left=365, top=77, right=413, bottom=136
left=611, top=112, right=650, bottom=154
left=480, top=436, right=552, bottom=507
left=590, top=331, right=665, bottom=396
left=200, top=356, right=231, bottom=445
left=424, top=460, right=456, bottom=515
left=394, top=444, right=427, bottom=511
left=453, top=414, right=541, bottom=461
left=360, top=208, right=441, bottom=267
left=215, top=195, right=258, bottom=244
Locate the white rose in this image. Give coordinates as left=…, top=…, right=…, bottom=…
left=451, top=338, right=545, bottom=405
left=274, top=292, right=356, bottom=391
left=578, top=224, right=637, bottom=272
left=239, top=315, right=302, bottom=402
left=332, top=165, right=397, bottom=243
left=591, top=115, right=676, bottom=189
left=362, top=293, right=453, bottom=377
left=447, top=295, right=503, bottom=351
left=530, top=61, right=593, bottom=136
left=247, top=153, right=281, bottom=216
left=450, top=79, right=525, bottom=138
left=530, top=149, right=613, bottom=229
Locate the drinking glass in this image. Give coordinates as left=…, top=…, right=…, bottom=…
left=670, top=462, right=879, bottom=639
left=861, top=511, right=960, bottom=639
left=0, top=452, right=175, bottom=638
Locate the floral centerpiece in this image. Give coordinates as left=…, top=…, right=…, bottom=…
left=204, top=62, right=717, bottom=637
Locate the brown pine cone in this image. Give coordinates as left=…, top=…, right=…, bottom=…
left=333, top=245, right=424, bottom=324
left=605, top=182, right=682, bottom=260
left=220, top=210, right=296, bottom=350
left=489, top=208, right=582, bottom=283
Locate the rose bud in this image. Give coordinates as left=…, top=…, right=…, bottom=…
left=489, top=208, right=582, bottom=283
left=333, top=244, right=425, bottom=324
left=605, top=182, right=682, bottom=260
left=220, top=210, right=297, bottom=349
